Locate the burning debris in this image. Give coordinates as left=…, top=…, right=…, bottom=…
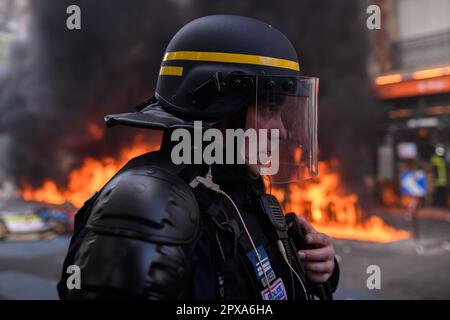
left=267, top=161, right=410, bottom=243
left=20, top=133, right=161, bottom=208
left=21, top=141, right=410, bottom=243
left=0, top=201, right=75, bottom=241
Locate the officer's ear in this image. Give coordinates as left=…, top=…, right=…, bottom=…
left=214, top=106, right=248, bottom=132
left=233, top=105, right=250, bottom=130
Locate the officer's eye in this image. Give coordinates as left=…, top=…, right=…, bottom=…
left=261, top=104, right=279, bottom=118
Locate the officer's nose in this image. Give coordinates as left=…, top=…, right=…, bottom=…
left=269, top=114, right=288, bottom=140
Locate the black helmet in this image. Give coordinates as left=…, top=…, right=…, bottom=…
left=105, top=15, right=301, bottom=129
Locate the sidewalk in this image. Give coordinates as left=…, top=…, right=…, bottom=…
left=334, top=206, right=450, bottom=299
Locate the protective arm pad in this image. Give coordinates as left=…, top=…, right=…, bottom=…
left=60, top=166, right=200, bottom=299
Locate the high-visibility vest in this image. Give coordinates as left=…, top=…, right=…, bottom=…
left=430, top=155, right=447, bottom=187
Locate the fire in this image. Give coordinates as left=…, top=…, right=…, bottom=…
left=380, top=183, right=416, bottom=207
left=87, top=123, right=104, bottom=141
left=21, top=134, right=161, bottom=208
left=21, top=136, right=409, bottom=243
left=380, top=182, right=399, bottom=206
left=266, top=161, right=410, bottom=243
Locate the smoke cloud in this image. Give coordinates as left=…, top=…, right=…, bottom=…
left=0, top=0, right=182, bottom=186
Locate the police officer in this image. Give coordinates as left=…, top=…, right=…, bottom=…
left=58, top=15, right=339, bottom=300
left=430, top=144, right=448, bottom=207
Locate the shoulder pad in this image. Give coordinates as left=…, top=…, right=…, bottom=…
left=86, top=165, right=200, bottom=245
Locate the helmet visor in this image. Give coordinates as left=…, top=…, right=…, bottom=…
left=245, top=75, right=318, bottom=184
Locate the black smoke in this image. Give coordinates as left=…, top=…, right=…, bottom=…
left=0, top=0, right=182, bottom=186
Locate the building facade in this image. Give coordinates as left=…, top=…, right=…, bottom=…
left=371, top=0, right=450, bottom=207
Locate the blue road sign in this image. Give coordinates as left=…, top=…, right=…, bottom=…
left=400, top=170, right=427, bottom=197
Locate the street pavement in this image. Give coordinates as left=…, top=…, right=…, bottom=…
left=0, top=207, right=449, bottom=300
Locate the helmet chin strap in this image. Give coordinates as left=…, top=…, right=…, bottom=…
left=246, top=163, right=262, bottom=179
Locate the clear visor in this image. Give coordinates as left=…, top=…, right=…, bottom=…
left=244, top=75, right=318, bottom=184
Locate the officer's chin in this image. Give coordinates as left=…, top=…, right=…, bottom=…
left=245, top=158, right=271, bottom=179
left=246, top=162, right=261, bottom=179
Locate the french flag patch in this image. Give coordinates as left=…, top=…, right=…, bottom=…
left=246, top=245, right=276, bottom=287
left=261, top=278, right=288, bottom=300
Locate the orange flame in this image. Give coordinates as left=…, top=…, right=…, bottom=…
left=21, top=134, right=161, bottom=208
left=21, top=137, right=409, bottom=243
left=380, top=182, right=399, bottom=206
left=266, top=161, right=410, bottom=243
left=380, top=182, right=416, bottom=208
left=87, top=123, right=104, bottom=141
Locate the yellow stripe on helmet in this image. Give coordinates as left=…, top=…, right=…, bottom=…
left=163, top=51, right=300, bottom=72
left=159, top=66, right=184, bottom=76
